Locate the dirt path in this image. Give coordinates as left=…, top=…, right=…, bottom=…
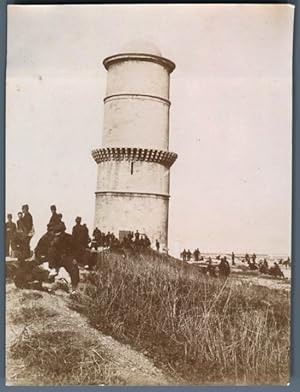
left=6, top=283, right=176, bottom=386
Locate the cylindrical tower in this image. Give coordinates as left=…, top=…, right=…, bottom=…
left=92, top=42, right=177, bottom=250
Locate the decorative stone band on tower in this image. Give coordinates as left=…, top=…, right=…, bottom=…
left=92, top=42, right=177, bottom=251
left=91, top=147, right=177, bottom=168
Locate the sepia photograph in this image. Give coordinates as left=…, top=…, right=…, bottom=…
left=5, top=3, right=294, bottom=386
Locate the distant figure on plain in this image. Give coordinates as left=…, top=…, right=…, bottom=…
left=231, top=251, right=235, bottom=266
left=193, top=248, right=200, bottom=261
left=283, top=257, right=291, bottom=268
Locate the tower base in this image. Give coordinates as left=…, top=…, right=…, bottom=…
left=94, top=191, right=169, bottom=251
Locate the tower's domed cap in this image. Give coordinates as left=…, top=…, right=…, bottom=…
left=103, top=41, right=175, bottom=73
left=120, top=41, right=162, bottom=56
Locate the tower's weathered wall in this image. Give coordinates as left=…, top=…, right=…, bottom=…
left=92, top=44, right=176, bottom=251
left=105, top=61, right=170, bottom=99
left=94, top=193, right=169, bottom=248
left=96, top=161, right=170, bottom=195
left=103, top=96, right=170, bottom=150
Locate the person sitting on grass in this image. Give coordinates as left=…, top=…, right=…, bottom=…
left=13, top=258, right=52, bottom=292
left=219, top=256, right=230, bottom=277
left=259, top=259, right=269, bottom=274
left=269, top=262, right=285, bottom=278
left=207, top=258, right=217, bottom=278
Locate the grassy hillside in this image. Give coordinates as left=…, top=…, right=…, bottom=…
left=72, top=249, right=290, bottom=385
left=6, top=285, right=173, bottom=386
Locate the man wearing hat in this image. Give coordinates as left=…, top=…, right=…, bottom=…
left=16, top=211, right=24, bottom=232
left=48, top=205, right=61, bottom=230
left=5, top=213, right=17, bottom=257
left=72, top=217, right=88, bottom=265
left=21, top=204, right=34, bottom=258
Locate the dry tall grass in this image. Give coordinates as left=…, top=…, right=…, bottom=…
left=10, top=329, right=116, bottom=385
left=8, top=292, right=124, bottom=385
left=73, top=249, right=290, bottom=384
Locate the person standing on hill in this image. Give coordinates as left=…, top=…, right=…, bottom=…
left=72, top=217, right=84, bottom=241
left=187, top=249, right=192, bottom=261
left=93, top=227, right=101, bottom=246
left=72, top=217, right=88, bottom=264
left=135, top=230, right=140, bottom=242
left=48, top=205, right=60, bottom=230
left=156, top=239, right=160, bottom=252
left=16, top=212, right=24, bottom=232
left=21, top=204, right=34, bottom=258
left=6, top=214, right=16, bottom=257
left=105, top=232, right=112, bottom=246
left=144, top=235, right=151, bottom=248
left=82, top=224, right=90, bottom=247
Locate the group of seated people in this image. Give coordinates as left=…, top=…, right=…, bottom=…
left=180, top=248, right=202, bottom=262
left=249, top=258, right=285, bottom=278
left=205, top=256, right=231, bottom=278
left=90, top=228, right=152, bottom=253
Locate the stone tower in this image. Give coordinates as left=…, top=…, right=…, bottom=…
left=92, top=42, right=177, bottom=250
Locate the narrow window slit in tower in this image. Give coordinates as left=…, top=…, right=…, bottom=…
left=131, top=162, right=134, bottom=175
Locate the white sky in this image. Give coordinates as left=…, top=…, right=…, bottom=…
left=6, top=4, right=294, bottom=256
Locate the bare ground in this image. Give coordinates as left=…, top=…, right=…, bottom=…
left=232, top=274, right=291, bottom=291
left=6, top=283, right=177, bottom=386
left=230, top=265, right=291, bottom=291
